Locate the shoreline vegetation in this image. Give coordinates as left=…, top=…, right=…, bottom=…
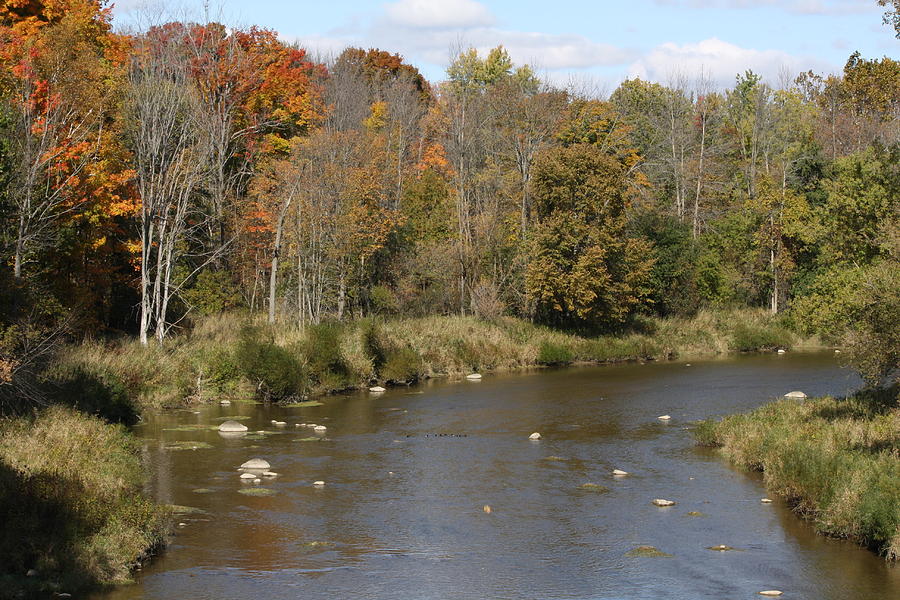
left=54, top=308, right=807, bottom=416
left=695, top=386, right=900, bottom=561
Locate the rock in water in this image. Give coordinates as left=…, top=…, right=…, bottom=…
left=219, top=399, right=231, bottom=406
left=239, top=472, right=257, bottom=480
left=314, top=425, right=327, bottom=432
left=529, top=432, right=541, bottom=440
left=612, top=469, right=629, bottom=476
left=273, top=421, right=287, bottom=427
left=219, top=420, right=248, bottom=432
left=369, top=386, right=386, bottom=393
left=240, top=458, right=271, bottom=470
left=466, top=373, right=482, bottom=380
left=313, top=480, right=325, bottom=487
left=652, top=498, right=676, bottom=507
left=777, top=349, right=786, bottom=354
left=784, top=391, right=807, bottom=399
left=483, top=505, right=492, bottom=514
left=761, top=498, right=773, bottom=503
left=658, top=415, right=672, bottom=421
left=758, top=592, right=783, bottom=597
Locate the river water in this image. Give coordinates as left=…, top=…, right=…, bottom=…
left=93, top=352, right=899, bottom=600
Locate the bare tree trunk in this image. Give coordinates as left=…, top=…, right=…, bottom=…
left=267, top=196, right=292, bottom=324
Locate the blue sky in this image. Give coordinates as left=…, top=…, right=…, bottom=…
left=112, top=0, right=899, bottom=89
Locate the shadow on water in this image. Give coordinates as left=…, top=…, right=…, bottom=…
left=91, top=352, right=900, bottom=600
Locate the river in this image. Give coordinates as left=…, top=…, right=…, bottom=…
left=93, top=351, right=899, bottom=600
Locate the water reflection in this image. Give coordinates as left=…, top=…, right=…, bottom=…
left=94, top=352, right=899, bottom=600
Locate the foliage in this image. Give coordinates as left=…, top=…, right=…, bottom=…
left=235, top=326, right=306, bottom=400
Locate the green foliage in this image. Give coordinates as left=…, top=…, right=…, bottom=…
left=631, top=211, right=701, bottom=316
left=235, top=326, right=306, bottom=401
left=0, top=406, right=168, bottom=593
left=729, top=321, right=793, bottom=352
left=302, top=322, right=352, bottom=390
left=537, top=341, right=575, bottom=366
left=381, top=346, right=423, bottom=383
left=180, top=269, right=242, bottom=316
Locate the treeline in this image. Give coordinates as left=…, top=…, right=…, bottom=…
left=1, top=0, right=898, bottom=399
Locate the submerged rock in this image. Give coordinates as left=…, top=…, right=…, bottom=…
left=219, top=399, right=231, bottom=406
left=652, top=498, right=676, bottom=507
left=219, top=420, right=249, bottom=432
left=238, top=487, right=276, bottom=497
left=313, top=480, right=325, bottom=487
left=580, top=483, right=609, bottom=492
left=658, top=415, right=672, bottom=421
left=761, top=498, right=773, bottom=503
left=612, top=469, right=629, bottom=476
left=784, top=391, right=807, bottom=399
left=466, top=373, right=482, bottom=380
left=758, top=592, right=783, bottom=597
left=686, top=511, right=706, bottom=517
left=483, top=505, right=492, bottom=514
left=529, top=432, right=542, bottom=440
left=240, top=458, right=271, bottom=470
left=626, top=545, right=672, bottom=558
left=369, top=386, right=387, bottom=393
left=273, top=421, right=287, bottom=427
left=239, top=472, right=258, bottom=480
left=314, top=425, right=327, bottom=432
left=707, top=544, right=736, bottom=552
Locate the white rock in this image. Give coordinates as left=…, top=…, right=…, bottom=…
left=270, top=420, right=277, bottom=424
left=26, top=569, right=37, bottom=577
left=658, top=415, right=672, bottom=421
left=314, top=425, right=327, bottom=432
left=834, top=349, right=841, bottom=354
left=253, top=478, right=261, bottom=484
left=784, top=391, right=807, bottom=399
left=273, top=421, right=287, bottom=427
left=652, top=498, right=676, bottom=507
left=240, top=458, right=271, bottom=470
left=369, top=386, right=387, bottom=393
left=529, top=432, right=542, bottom=440
left=263, top=471, right=279, bottom=478
left=219, top=420, right=248, bottom=432
left=466, top=373, right=482, bottom=380
left=761, top=498, right=773, bottom=503
left=612, top=469, right=629, bottom=476
left=219, top=399, right=231, bottom=406
left=313, top=480, right=325, bottom=487
left=777, top=349, right=786, bottom=354
left=240, top=472, right=258, bottom=480
left=758, top=592, right=783, bottom=597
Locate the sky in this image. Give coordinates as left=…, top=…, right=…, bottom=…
left=111, top=0, right=900, bottom=90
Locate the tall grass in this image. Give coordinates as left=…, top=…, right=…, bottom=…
left=0, top=406, right=168, bottom=594
left=54, top=308, right=809, bottom=413
left=696, top=387, right=900, bottom=560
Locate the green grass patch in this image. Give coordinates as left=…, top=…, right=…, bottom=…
left=163, top=441, right=213, bottom=451
left=696, top=386, right=900, bottom=560
left=237, top=488, right=277, bottom=497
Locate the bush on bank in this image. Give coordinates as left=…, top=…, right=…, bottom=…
left=696, top=386, right=900, bottom=560
left=0, top=406, right=169, bottom=594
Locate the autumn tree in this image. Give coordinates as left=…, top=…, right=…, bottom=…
left=526, top=144, right=653, bottom=330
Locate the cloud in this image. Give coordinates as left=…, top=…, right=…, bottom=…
left=383, top=0, right=495, bottom=29
left=653, top=0, right=877, bottom=15
left=628, top=37, right=836, bottom=87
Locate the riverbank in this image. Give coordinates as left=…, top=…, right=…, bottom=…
left=695, top=386, right=900, bottom=560
left=54, top=308, right=809, bottom=416
left=0, top=406, right=169, bottom=596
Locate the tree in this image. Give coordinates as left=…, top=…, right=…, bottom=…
left=880, top=0, right=900, bottom=37
left=526, top=144, right=653, bottom=330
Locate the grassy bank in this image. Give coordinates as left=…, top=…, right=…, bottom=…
left=51, top=308, right=807, bottom=416
left=695, top=387, right=900, bottom=560
left=0, top=406, right=169, bottom=595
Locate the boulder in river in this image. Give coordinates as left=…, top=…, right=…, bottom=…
left=612, top=469, right=629, bottom=476
left=273, top=421, right=287, bottom=427
left=466, top=373, right=482, bottom=380
left=652, top=498, right=676, bottom=507
left=240, top=458, right=271, bottom=470
left=313, top=480, right=325, bottom=487
left=784, top=391, right=807, bottom=399
left=314, top=425, right=327, bottom=432
left=239, top=472, right=257, bottom=480
left=369, top=386, right=386, bottom=393
left=529, top=432, right=542, bottom=440
left=219, top=399, right=231, bottom=406
left=219, top=420, right=249, bottom=432
left=761, top=498, right=773, bottom=503
left=777, top=349, right=786, bottom=354
left=758, top=592, right=783, bottom=597
left=658, top=415, right=672, bottom=421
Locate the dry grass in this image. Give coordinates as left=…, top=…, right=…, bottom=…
left=0, top=406, right=168, bottom=593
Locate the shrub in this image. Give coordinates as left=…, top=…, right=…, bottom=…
left=382, top=347, right=423, bottom=383
left=235, top=327, right=306, bottom=401
left=302, top=322, right=353, bottom=390
left=730, top=321, right=793, bottom=352
left=537, top=341, right=575, bottom=366
left=45, top=363, right=137, bottom=426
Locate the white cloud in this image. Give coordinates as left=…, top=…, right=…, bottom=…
left=383, top=0, right=495, bottom=29
left=628, top=37, right=836, bottom=87
left=653, top=0, right=876, bottom=15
